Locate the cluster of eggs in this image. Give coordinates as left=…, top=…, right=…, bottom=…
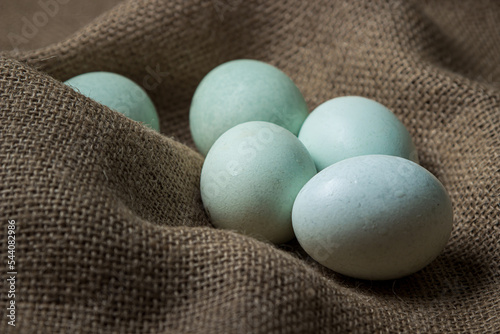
left=64, top=60, right=453, bottom=280
left=191, top=60, right=453, bottom=280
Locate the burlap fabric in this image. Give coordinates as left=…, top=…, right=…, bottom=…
left=1, top=0, right=499, bottom=333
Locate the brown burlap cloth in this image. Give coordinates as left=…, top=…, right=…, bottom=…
left=1, top=0, right=499, bottom=333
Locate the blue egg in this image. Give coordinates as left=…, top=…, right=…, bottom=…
left=292, top=155, right=453, bottom=280
left=200, top=121, right=317, bottom=244
left=65, top=71, right=160, bottom=131
left=298, top=96, right=418, bottom=171
left=190, top=59, right=309, bottom=156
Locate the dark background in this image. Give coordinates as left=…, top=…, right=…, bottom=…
left=0, top=0, right=123, bottom=51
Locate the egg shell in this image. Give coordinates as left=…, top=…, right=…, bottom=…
left=201, top=121, right=317, bottom=244
left=65, top=71, right=160, bottom=131
left=292, top=155, right=453, bottom=280
left=298, top=96, right=418, bottom=171
left=190, top=59, right=309, bottom=156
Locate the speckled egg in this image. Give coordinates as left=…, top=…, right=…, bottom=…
left=292, top=155, right=453, bottom=280
left=298, top=96, right=418, bottom=171
left=200, top=121, right=317, bottom=244
left=65, top=71, right=160, bottom=131
left=190, top=59, right=309, bottom=156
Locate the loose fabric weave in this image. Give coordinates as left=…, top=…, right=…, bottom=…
left=1, top=0, right=499, bottom=333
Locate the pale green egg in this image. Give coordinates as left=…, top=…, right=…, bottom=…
left=292, top=155, right=453, bottom=280
left=65, top=71, right=160, bottom=131
left=200, top=121, right=317, bottom=244
left=298, top=96, right=418, bottom=171
left=190, top=59, right=309, bottom=156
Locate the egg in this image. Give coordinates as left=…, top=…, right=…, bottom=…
left=65, top=71, right=160, bottom=131
left=200, top=121, right=317, bottom=244
left=298, top=96, right=418, bottom=171
left=190, top=59, right=309, bottom=156
left=292, top=155, right=453, bottom=280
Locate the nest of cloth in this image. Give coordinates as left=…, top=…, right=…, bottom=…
left=0, top=0, right=498, bottom=332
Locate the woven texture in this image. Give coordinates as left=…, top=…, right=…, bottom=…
left=1, top=0, right=499, bottom=333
